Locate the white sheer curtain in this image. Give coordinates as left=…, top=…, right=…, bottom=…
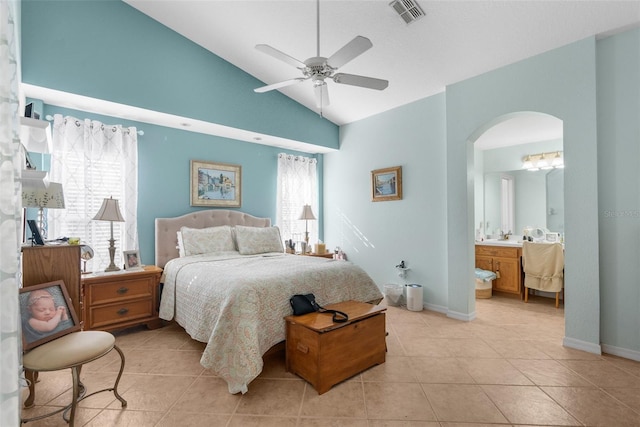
left=49, top=115, right=138, bottom=271
left=0, top=0, right=22, bottom=424
left=276, top=153, right=318, bottom=246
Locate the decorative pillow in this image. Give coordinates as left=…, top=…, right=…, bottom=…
left=180, top=225, right=236, bottom=257
left=176, top=231, right=186, bottom=257
left=235, top=225, right=284, bottom=255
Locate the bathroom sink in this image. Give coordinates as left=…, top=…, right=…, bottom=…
left=476, top=239, right=523, bottom=247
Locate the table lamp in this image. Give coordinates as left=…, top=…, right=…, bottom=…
left=298, top=204, right=316, bottom=252
left=21, top=174, right=65, bottom=240
left=93, top=197, right=125, bottom=272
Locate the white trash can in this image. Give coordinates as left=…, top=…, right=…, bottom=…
left=405, top=284, right=423, bottom=312
left=384, top=284, right=403, bottom=306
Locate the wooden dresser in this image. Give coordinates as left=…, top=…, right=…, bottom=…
left=82, top=265, right=162, bottom=331
left=285, top=300, right=386, bottom=394
left=475, top=244, right=522, bottom=295
left=22, top=244, right=82, bottom=323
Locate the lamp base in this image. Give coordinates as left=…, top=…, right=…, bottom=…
left=105, top=236, right=120, bottom=272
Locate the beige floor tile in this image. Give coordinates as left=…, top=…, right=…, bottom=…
left=559, top=359, right=640, bottom=388
left=482, top=385, right=580, bottom=425
left=442, top=338, right=502, bottom=358
left=147, top=350, right=206, bottom=376
left=602, top=354, right=640, bottom=377
left=228, top=415, right=298, bottom=426
left=361, top=355, right=418, bottom=383
left=457, top=358, right=533, bottom=385
left=169, top=376, right=241, bottom=414
left=484, top=339, right=552, bottom=359
left=84, top=408, right=165, bottom=426
left=20, top=406, right=102, bottom=426
left=369, top=422, right=440, bottom=427
left=300, top=381, right=366, bottom=418
left=363, top=382, right=437, bottom=421
left=107, top=374, right=196, bottom=412
left=509, top=358, right=593, bottom=387
left=398, top=336, right=454, bottom=357
left=603, top=387, right=640, bottom=413
left=235, top=378, right=305, bottom=416
left=543, top=385, right=640, bottom=426
left=21, top=295, right=640, bottom=426
left=409, top=357, right=475, bottom=384
left=422, top=383, right=508, bottom=424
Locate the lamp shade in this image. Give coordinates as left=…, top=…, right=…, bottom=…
left=298, top=204, right=316, bottom=221
left=22, top=181, right=65, bottom=209
left=93, top=197, right=125, bottom=222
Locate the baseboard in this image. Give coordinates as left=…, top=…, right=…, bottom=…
left=601, top=344, right=640, bottom=362
left=424, top=302, right=447, bottom=314
left=563, top=336, right=602, bottom=355
left=446, top=309, right=476, bottom=322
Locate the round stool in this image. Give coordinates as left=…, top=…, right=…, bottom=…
left=22, top=331, right=127, bottom=426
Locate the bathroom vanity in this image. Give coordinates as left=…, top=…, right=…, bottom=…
left=475, top=241, right=522, bottom=295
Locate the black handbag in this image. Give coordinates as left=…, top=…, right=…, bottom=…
left=289, top=293, right=349, bottom=323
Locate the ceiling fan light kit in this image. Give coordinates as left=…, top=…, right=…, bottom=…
left=254, top=0, right=388, bottom=112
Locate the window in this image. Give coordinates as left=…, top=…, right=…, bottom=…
left=276, top=154, right=318, bottom=247
left=500, top=174, right=514, bottom=235
left=48, top=115, right=138, bottom=271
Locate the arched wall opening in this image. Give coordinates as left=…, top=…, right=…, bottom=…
left=444, top=37, right=601, bottom=354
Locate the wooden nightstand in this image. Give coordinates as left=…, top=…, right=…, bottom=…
left=302, top=252, right=334, bottom=259
left=82, top=265, right=162, bottom=331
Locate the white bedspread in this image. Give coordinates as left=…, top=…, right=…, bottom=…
left=159, top=252, right=382, bottom=394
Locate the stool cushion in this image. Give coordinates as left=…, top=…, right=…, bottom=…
left=23, top=331, right=115, bottom=371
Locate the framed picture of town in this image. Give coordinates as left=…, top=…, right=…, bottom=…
left=371, top=166, right=402, bottom=202
left=190, top=160, right=242, bottom=207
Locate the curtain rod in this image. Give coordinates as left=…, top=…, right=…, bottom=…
left=45, top=114, right=144, bottom=136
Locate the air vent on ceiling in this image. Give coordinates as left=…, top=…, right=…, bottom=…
left=389, top=0, right=425, bottom=24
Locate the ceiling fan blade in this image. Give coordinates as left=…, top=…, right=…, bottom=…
left=326, top=36, right=373, bottom=69
left=314, top=83, right=330, bottom=108
left=254, top=78, right=307, bottom=93
left=333, top=73, right=389, bottom=90
left=255, top=44, right=305, bottom=69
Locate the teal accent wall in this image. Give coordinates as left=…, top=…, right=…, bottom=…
left=21, top=1, right=336, bottom=266
left=37, top=104, right=317, bottom=267
left=596, top=28, right=640, bottom=355
left=21, top=0, right=338, bottom=149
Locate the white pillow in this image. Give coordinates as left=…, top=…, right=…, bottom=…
left=235, top=225, right=284, bottom=255
left=180, top=225, right=236, bottom=257
left=176, top=231, right=186, bottom=257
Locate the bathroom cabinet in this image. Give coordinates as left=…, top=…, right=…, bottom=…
left=475, top=244, right=522, bottom=295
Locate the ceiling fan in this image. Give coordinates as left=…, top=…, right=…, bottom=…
left=253, top=0, right=388, bottom=110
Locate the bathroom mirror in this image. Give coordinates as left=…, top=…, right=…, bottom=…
left=482, top=168, right=564, bottom=237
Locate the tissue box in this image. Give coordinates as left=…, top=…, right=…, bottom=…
left=314, top=243, right=326, bottom=254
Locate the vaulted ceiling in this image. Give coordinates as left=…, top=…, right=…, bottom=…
left=126, top=0, right=640, bottom=129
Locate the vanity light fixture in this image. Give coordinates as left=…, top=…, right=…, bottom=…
left=522, top=151, right=563, bottom=171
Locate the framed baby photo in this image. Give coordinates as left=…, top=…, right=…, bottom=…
left=19, top=281, right=80, bottom=351
left=123, top=249, right=143, bottom=270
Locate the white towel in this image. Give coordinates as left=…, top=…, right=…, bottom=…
left=522, top=242, right=564, bottom=292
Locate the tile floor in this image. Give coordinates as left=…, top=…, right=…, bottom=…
left=21, top=294, right=640, bottom=426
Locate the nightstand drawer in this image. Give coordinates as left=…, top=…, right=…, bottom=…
left=87, top=277, right=154, bottom=305
left=87, top=299, right=154, bottom=330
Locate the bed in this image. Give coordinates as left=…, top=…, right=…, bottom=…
left=155, top=210, right=383, bottom=394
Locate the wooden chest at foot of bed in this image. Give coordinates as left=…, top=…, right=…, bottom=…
left=284, top=300, right=386, bottom=394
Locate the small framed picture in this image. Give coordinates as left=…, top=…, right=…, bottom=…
left=123, top=250, right=142, bottom=270
left=371, top=166, right=403, bottom=202
left=190, top=159, right=242, bottom=207
left=19, top=281, right=81, bottom=351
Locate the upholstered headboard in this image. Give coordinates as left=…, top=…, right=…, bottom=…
left=155, top=210, right=271, bottom=268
